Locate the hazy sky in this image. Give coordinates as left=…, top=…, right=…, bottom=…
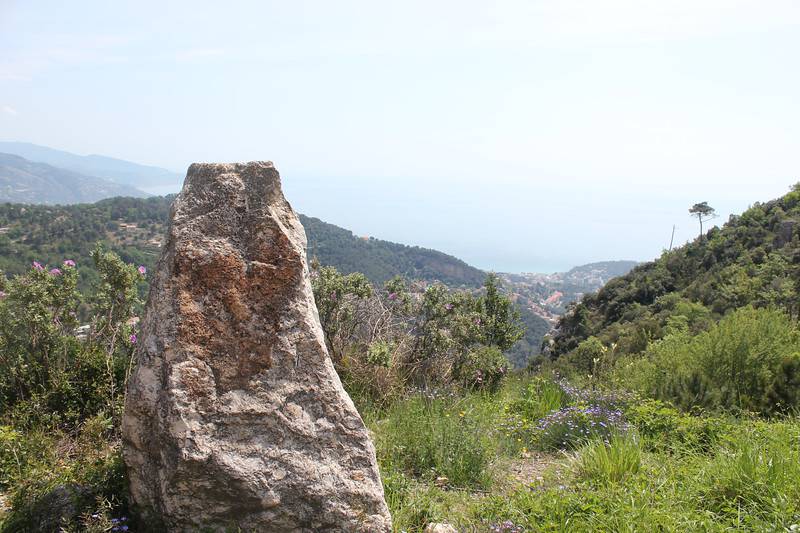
left=1, top=1, right=799, bottom=272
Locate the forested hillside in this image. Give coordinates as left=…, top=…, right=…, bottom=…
left=0, top=196, right=486, bottom=289
left=300, top=215, right=485, bottom=287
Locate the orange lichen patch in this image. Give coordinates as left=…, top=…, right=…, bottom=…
left=169, top=230, right=306, bottom=393
left=176, top=287, right=214, bottom=346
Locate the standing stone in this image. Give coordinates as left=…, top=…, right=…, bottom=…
left=121, top=162, right=392, bottom=532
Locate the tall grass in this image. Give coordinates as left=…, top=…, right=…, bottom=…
left=373, top=393, right=497, bottom=489
left=576, top=434, right=642, bottom=484
left=509, top=376, right=570, bottom=421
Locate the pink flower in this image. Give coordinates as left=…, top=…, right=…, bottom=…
left=49, top=268, right=62, bottom=276
left=388, top=292, right=398, bottom=301
left=474, top=318, right=482, bottom=325
left=0, top=291, right=6, bottom=299
left=63, top=259, right=76, bottom=267
left=129, top=334, right=137, bottom=344
left=32, top=261, right=44, bottom=271
left=444, top=303, right=454, bottom=311
left=138, top=266, right=147, bottom=275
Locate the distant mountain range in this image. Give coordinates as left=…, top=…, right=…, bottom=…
left=0, top=142, right=182, bottom=194
left=0, top=152, right=149, bottom=204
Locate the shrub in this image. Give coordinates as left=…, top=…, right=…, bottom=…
left=566, top=336, right=605, bottom=375
left=453, top=346, right=509, bottom=392
left=366, top=339, right=394, bottom=368
left=625, top=398, right=728, bottom=452
left=614, top=307, right=800, bottom=416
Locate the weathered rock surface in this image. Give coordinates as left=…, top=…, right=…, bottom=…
left=122, top=162, right=391, bottom=532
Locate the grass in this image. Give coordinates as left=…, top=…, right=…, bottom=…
left=575, top=434, right=642, bottom=485
left=3, top=372, right=799, bottom=532
left=359, top=374, right=800, bottom=532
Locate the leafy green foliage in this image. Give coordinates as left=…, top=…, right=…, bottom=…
left=452, top=346, right=509, bottom=392
left=311, top=265, right=373, bottom=361
left=0, top=250, right=141, bottom=530
left=624, top=399, right=728, bottom=453
left=301, top=215, right=485, bottom=287
left=480, top=274, right=524, bottom=351
left=552, top=188, right=800, bottom=360
left=615, top=307, right=800, bottom=415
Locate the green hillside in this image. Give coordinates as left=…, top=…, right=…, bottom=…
left=0, top=196, right=486, bottom=289
left=300, top=215, right=485, bottom=287
left=549, top=185, right=800, bottom=416
left=551, top=187, right=800, bottom=358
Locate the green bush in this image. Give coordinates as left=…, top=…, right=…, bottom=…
left=366, top=339, right=394, bottom=368
left=615, top=307, right=800, bottom=416
left=453, top=346, right=509, bottom=392
left=625, top=398, right=729, bottom=452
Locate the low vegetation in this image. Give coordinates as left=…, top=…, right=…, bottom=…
left=3, top=186, right=800, bottom=531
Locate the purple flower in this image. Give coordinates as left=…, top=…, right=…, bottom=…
left=388, top=292, right=398, bottom=300
left=0, top=291, right=6, bottom=299
left=63, top=259, right=76, bottom=267
left=444, top=303, right=454, bottom=311
left=129, top=334, right=137, bottom=344
left=32, top=261, right=44, bottom=271
left=49, top=268, right=62, bottom=276
left=138, top=265, right=147, bottom=275
left=474, top=318, right=481, bottom=325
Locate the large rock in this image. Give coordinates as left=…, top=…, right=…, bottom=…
left=122, top=162, right=391, bottom=532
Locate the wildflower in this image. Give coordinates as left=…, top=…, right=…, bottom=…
left=444, top=303, right=454, bottom=311
left=138, top=265, right=147, bottom=275
left=388, top=292, right=398, bottom=300
left=63, top=259, right=76, bottom=267
left=130, top=334, right=137, bottom=344
left=474, top=317, right=481, bottom=325
left=0, top=291, right=6, bottom=299
left=32, top=261, right=44, bottom=271
left=49, top=268, right=62, bottom=276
